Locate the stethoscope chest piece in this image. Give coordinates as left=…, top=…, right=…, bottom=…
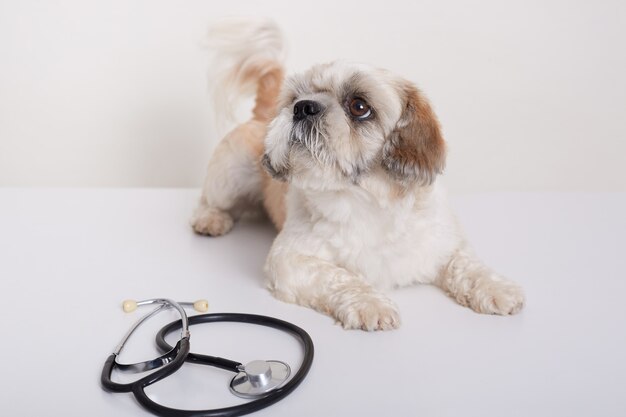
left=230, top=360, right=291, bottom=399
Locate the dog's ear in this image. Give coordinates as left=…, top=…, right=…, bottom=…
left=382, top=82, right=446, bottom=185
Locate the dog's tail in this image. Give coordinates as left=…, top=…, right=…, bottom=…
left=207, top=18, right=286, bottom=127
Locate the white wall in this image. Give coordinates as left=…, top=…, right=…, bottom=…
left=1, top=0, right=625, bottom=192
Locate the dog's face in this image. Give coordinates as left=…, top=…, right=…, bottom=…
left=263, top=61, right=446, bottom=190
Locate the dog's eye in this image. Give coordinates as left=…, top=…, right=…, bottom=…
left=349, top=98, right=371, bottom=119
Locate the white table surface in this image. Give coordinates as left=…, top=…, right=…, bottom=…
left=0, top=188, right=624, bottom=416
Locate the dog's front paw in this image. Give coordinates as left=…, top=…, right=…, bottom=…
left=335, top=293, right=401, bottom=331
left=191, top=207, right=233, bottom=237
left=472, top=279, right=525, bottom=315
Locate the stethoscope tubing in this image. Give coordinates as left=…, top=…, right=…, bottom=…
left=101, top=308, right=314, bottom=417
left=135, top=312, right=314, bottom=417
left=101, top=338, right=190, bottom=393
left=101, top=299, right=191, bottom=393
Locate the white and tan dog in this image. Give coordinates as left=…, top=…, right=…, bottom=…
left=193, top=20, right=524, bottom=330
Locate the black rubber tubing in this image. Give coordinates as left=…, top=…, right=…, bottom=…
left=136, top=312, right=315, bottom=417
left=101, top=339, right=190, bottom=393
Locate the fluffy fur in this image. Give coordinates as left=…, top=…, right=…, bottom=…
left=193, top=19, right=524, bottom=330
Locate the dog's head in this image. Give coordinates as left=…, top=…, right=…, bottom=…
left=263, top=61, right=446, bottom=190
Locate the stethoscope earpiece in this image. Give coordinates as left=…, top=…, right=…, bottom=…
left=122, top=299, right=137, bottom=313
left=192, top=299, right=209, bottom=312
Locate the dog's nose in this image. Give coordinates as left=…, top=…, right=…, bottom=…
left=293, top=100, right=322, bottom=121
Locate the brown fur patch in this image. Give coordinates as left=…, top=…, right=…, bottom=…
left=241, top=61, right=284, bottom=122
left=261, top=173, right=288, bottom=230
left=382, top=83, right=446, bottom=185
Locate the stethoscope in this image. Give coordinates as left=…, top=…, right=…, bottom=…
left=100, top=298, right=314, bottom=417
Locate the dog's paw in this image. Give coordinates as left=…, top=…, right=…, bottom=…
left=191, top=207, right=234, bottom=237
left=472, top=279, right=525, bottom=315
left=336, top=293, right=401, bottom=331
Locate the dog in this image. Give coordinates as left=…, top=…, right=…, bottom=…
left=192, top=19, right=525, bottom=330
